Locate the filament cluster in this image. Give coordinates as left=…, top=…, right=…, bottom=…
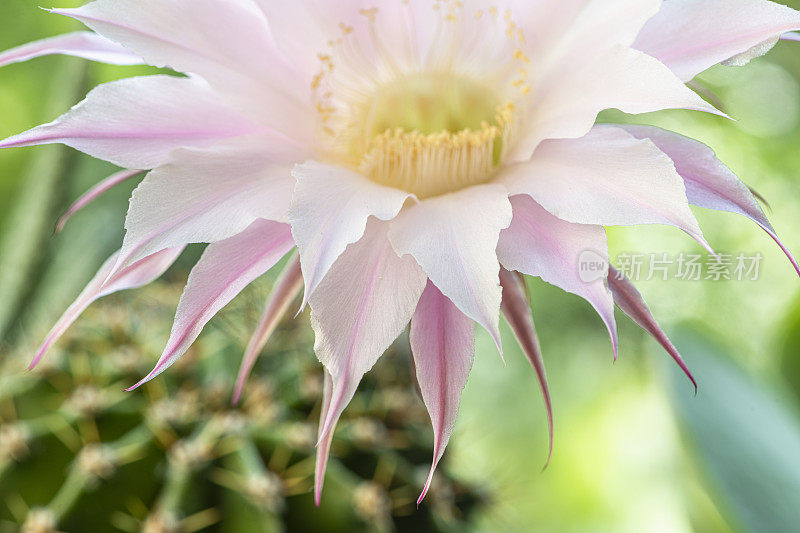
left=310, top=1, right=533, bottom=197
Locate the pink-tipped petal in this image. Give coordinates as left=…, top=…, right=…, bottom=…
left=616, top=124, right=800, bottom=277
left=288, top=162, right=413, bottom=310
left=410, top=281, right=475, bottom=505
left=388, top=184, right=512, bottom=351
left=500, top=126, right=713, bottom=256
left=0, top=75, right=262, bottom=170
left=314, top=371, right=335, bottom=507
left=127, top=220, right=294, bottom=390
left=114, top=135, right=303, bottom=274
left=56, top=169, right=144, bottom=233
left=311, top=220, right=427, bottom=444
left=232, top=255, right=303, bottom=405
left=499, top=268, right=554, bottom=467
left=0, top=31, right=143, bottom=68
left=497, top=195, right=618, bottom=359
left=635, top=0, right=800, bottom=81
left=51, top=0, right=314, bottom=142
left=33, top=246, right=183, bottom=369
left=607, top=266, right=697, bottom=392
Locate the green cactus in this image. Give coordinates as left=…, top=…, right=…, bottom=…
left=0, top=279, right=488, bottom=532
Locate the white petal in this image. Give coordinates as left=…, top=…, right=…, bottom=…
left=117, top=135, right=302, bottom=273
left=311, top=219, right=427, bottom=443
left=500, top=126, right=711, bottom=252
left=0, top=75, right=261, bottom=169
left=497, top=195, right=617, bottom=357
left=410, top=280, right=474, bottom=505
left=53, top=0, right=314, bottom=141
left=635, top=0, right=800, bottom=81
left=288, top=162, right=413, bottom=308
left=0, top=31, right=143, bottom=68
left=129, top=220, right=294, bottom=389
left=388, top=184, right=512, bottom=348
left=511, top=45, right=723, bottom=160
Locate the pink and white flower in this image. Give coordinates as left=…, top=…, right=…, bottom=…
left=2, top=0, right=799, bottom=504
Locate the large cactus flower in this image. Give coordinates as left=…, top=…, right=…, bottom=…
left=2, top=0, right=799, bottom=504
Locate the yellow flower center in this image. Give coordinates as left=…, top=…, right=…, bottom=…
left=312, top=2, right=530, bottom=198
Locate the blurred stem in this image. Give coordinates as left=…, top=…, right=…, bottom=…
left=0, top=60, right=89, bottom=339
left=47, top=465, right=90, bottom=522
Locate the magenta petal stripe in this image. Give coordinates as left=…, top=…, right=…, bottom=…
left=616, top=124, right=800, bottom=277
left=0, top=75, right=262, bottom=170
left=232, top=255, right=303, bottom=406
left=289, top=162, right=414, bottom=311
left=50, top=0, right=314, bottom=142
left=113, top=135, right=303, bottom=275
left=389, top=184, right=512, bottom=351
left=410, top=280, right=475, bottom=505
left=499, top=268, right=554, bottom=467
left=127, top=220, right=295, bottom=390
left=607, top=266, right=697, bottom=392
left=311, top=220, right=427, bottom=444
left=56, top=169, right=144, bottom=233
left=0, top=31, right=144, bottom=68
left=32, top=246, right=184, bottom=369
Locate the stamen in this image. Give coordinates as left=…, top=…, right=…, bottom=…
left=309, top=1, right=533, bottom=198
left=361, top=108, right=514, bottom=198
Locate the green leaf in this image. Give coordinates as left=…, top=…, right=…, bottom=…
left=670, top=329, right=800, bottom=533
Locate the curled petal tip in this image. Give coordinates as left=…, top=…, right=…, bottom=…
left=125, top=377, right=149, bottom=392
left=417, top=480, right=432, bottom=507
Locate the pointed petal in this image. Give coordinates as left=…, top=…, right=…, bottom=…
left=33, top=246, right=183, bottom=368
left=115, top=135, right=302, bottom=273
left=311, top=220, right=427, bottom=443
left=498, top=268, right=553, bottom=466
left=0, top=75, right=262, bottom=169
left=410, top=281, right=474, bottom=505
left=497, top=195, right=618, bottom=358
left=314, top=371, right=335, bottom=507
left=0, top=31, right=143, bottom=68
left=388, top=184, right=512, bottom=349
left=232, top=255, right=303, bottom=405
left=52, top=0, right=314, bottom=141
left=56, top=169, right=144, bottom=233
left=511, top=44, right=724, bottom=160
left=127, top=220, right=294, bottom=390
left=289, top=162, right=413, bottom=309
left=634, top=0, right=800, bottom=81
left=500, top=126, right=713, bottom=255
left=607, top=266, right=697, bottom=392
left=616, top=124, right=799, bottom=276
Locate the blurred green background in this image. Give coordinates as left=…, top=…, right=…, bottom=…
left=2, top=2, right=800, bottom=532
